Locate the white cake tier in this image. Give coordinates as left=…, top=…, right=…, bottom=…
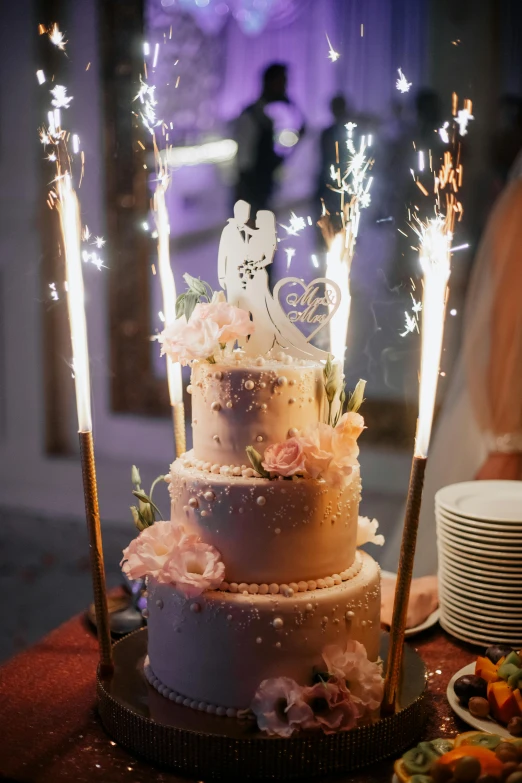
left=168, top=455, right=361, bottom=585
left=190, top=358, right=325, bottom=466
left=146, top=551, right=381, bottom=711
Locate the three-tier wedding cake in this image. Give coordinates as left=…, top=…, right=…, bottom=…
left=121, top=203, right=384, bottom=737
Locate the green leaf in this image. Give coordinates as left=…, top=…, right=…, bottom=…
left=347, top=379, right=366, bottom=413
left=175, top=294, right=186, bottom=319
left=183, top=292, right=198, bottom=321
left=183, top=273, right=207, bottom=298
left=245, top=446, right=270, bottom=478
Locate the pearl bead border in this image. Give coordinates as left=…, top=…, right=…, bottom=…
left=144, top=658, right=253, bottom=719
left=218, top=553, right=363, bottom=597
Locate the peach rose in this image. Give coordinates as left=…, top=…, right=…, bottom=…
left=322, top=641, right=384, bottom=715
left=262, top=438, right=306, bottom=477
left=251, top=677, right=314, bottom=738
left=161, top=538, right=225, bottom=597
left=300, top=423, right=334, bottom=479
left=332, top=412, right=365, bottom=462
left=120, top=521, right=189, bottom=581
left=159, top=316, right=221, bottom=364
left=193, top=299, right=254, bottom=344
left=301, top=677, right=358, bottom=734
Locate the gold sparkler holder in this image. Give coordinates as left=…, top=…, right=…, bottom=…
left=97, top=629, right=427, bottom=779
left=79, top=430, right=113, bottom=675
left=172, top=401, right=187, bottom=456
left=382, top=455, right=427, bottom=714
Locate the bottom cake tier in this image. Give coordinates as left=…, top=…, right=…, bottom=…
left=146, top=550, right=380, bottom=713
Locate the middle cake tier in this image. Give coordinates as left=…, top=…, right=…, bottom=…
left=169, top=453, right=361, bottom=585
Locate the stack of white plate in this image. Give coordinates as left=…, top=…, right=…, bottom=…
left=436, top=480, right=522, bottom=647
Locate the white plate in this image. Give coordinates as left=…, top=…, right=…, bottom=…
left=440, top=602, right=522, bottom=632
left=440, top=571, right=522, bottom=599
left=436, top=481, right=522, bottom=523
left=440, top=614, right=522, bottom=646
left=438, top=584, right=522, bottom=617
left=439, top=548, right=522, bottom=575
left=437, top=534, right=522, bottom=566
left=439, top=588, right=522, bottom=624
left=440, top=612, right=522, bottom=642
left=446, top=662, right=512, bottom=738
left=437, top=526, right=522, bottom=553
left=380, top=570, right=439, bottom=637
left=436, top=505, right=522, bottom=533
left=439, top=577, right=522, bottom=605
left=437, top=516, right=522, bottom=544
left=438, top=558, right=522, bottom=584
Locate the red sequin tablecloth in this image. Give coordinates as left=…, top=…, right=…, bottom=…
left=0, top=611, right=479, bottom=783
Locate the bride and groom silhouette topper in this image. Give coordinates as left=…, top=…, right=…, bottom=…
left=217, top=200, right=341, bottom=360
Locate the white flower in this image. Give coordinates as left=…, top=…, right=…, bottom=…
left=356, top=516, right=384, bottom=547
left=159, top=316, right=221, bottom=364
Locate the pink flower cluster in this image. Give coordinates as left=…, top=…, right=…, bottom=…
left=261, top=412, right=365, bottom=487
left=158, top=293, right=254, bottom=365
left=120, top=520, right=225, bottom=598
left=251, top=640, right=383, bottom=738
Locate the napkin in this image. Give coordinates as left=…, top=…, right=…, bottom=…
left=380, top=574, right=438, bottom=630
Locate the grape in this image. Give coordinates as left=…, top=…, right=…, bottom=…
left=454, top=674, right=488, bottom=706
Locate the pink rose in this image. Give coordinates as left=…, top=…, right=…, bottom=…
left=251, top=677, right=314, bottom=738
left=120, top=521, right=187, bottom=580
left=193, top=299, right=254, bottom=344
left=332, top=412, right=365, bottom=462
left=262, top=438, right=306, bottom=477
left=300, top=423, right=334, bottom=479
left=159, top=316, right=221, bottom=364
left=161, top=538, right=225, bottom=597
left=322, top=641, right=384, bottom=715
left=301, top=677, right=358, bottom=734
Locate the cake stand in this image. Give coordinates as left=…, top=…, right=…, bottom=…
left=97, top=629, right=428, bottom=779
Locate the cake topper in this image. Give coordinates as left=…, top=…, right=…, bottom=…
left=217, top=201, right=340, bottom=360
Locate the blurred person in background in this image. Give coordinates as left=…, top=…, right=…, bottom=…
left=384, top=149, right=522, bottom=576
left=315, top=93, right=353, bottom=229
left=234, top=63, right=303, bottom=222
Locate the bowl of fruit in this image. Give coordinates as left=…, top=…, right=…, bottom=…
left=447, top=645, right=522, bottom=738
left=394, top=731, right=522, bottom=783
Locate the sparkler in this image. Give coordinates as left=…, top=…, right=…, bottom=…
left=383, top=96, right=473, bottom=714
left=38, top=25, right=112, bottom=673
left=323, top=131, right=373, bottom=363
left=136, top=42, right=186, bottom=455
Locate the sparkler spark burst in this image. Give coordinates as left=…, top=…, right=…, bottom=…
left=456, top=106, right=474, bottom=136
left=326, top=33, right=340, bottom=62
left=284, top=247, right=296, bottom=270
left=281, top=212, right=306, bottom=236
left=396, top=68, right=412, bottom=93
left=50, top=84, right=73, bottom=109
left=48, top=23, right=67, bottom=51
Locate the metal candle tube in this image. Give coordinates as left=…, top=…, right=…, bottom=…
left=79, top=430, right=113, bottom=674
left=382, top=453, right=427, bottom=714
left=172, top=401, right=186, bottom=456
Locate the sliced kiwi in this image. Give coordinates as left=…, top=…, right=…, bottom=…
left=402, top=745, right=436, bottom=774
left=411, top=776, right=431, bottom=783
left=464, top=732, right=502, bottom=750
left=429, top=738, right=454, bottom=755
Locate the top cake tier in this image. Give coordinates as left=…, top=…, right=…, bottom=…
left=190, top=355, right=325, bottom=467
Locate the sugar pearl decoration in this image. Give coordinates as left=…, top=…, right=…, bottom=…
left=255, top=357, right=265, bottom=366
left=155, top=599, right=164, bottom=609
left=259, top=584, right=269, bottom=595
left=256, top=435, right=263, bottom=442
left=211, top=401, right=221, bottom=411
left=346, top=610, right=355, bottom=620
left=305, top=603, right=313, bottom=612
left=188, top=497, right=199, bottom=508
left=256, top=496, right=266, bottom=506
left=187, top=385, right=193, bottom=394
left=245, top=380, right=254, bottom=390
left=190, top=602, right=201, bottom=613
left=298, top=581, right=308, bottom=592
left=200, top=510, right=208, bottom=517
left=269, top=583, right=279, bottom=594
left=274, top=527, right=281, bottom=535
left=276, top=376, right=287, bottom=386
left=213, top=371, right=223, bottom=380
left=272, top=617, right=284, bottom=629
left=226, top=401, right=233, bottom=408
left=288, top=428, right=299, bottom=437
left=259, top=382, right=266, bottom=388
left=212, top=434, right=220, bottom=442
left=204, top=491, right=215, bottom=502
left=260, top=403, right=267, bottom=411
